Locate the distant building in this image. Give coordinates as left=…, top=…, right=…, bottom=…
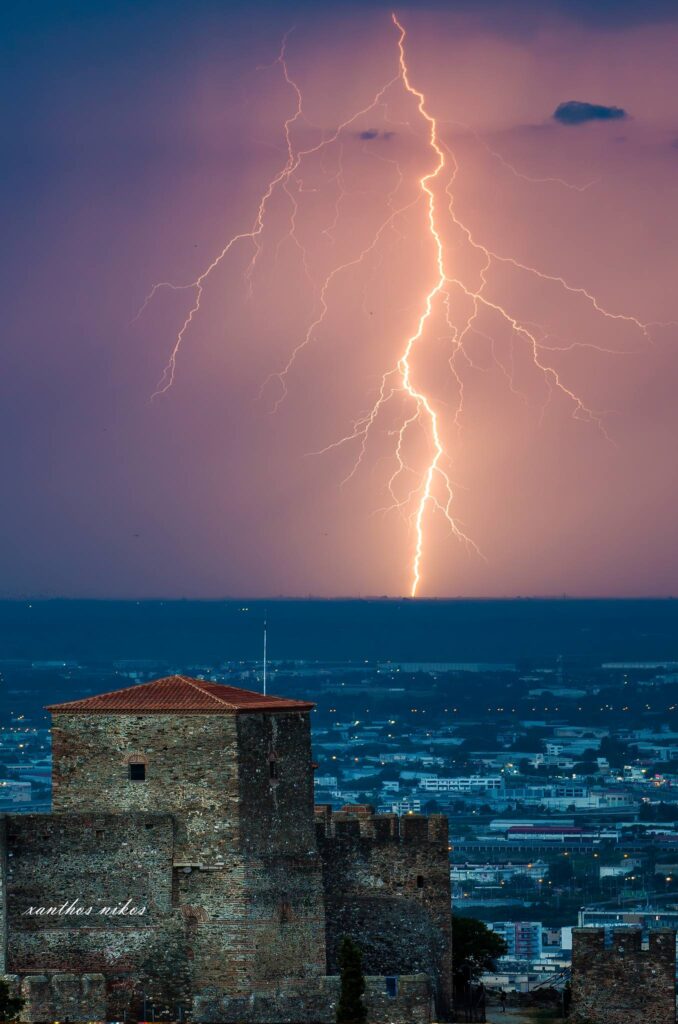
left=314, top=774, right=338, bottom=789
left=0, top=780, right=31, bottom=803
left=578, top=907, right=678, bottom=932
left=420, top=776, right=504, bottom=793
left=388, top=798, right=422, bottom=815
left=378, top=662, right=515, bottom=674
left=491, top=921, right=543, bottom=960
left=506, top=825, right=620, bottom=844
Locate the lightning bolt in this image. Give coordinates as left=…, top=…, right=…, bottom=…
left=391, top=12, right=469, bottom=597
left=137, top=12, right=669, bottom=598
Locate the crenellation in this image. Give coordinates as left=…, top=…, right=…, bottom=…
left=320, top=805, right=449, bottom=846
left=427, top=813, right=449, bottom=843
left=5, top=971, right=108, bottom=1023
left=330, top=813, right=362, bottom=838
left=316, top=804, right=453, bottom=1020
left=571, top=926, right=677, bottom=1024
left=611, top=926, right=642, bottom=952
left=649, top=930, right=676, bottom=954
left=400, top=813, right=430, bottom=842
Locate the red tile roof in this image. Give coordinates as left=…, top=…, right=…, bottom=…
left=46, top=675, right=314, bottom=715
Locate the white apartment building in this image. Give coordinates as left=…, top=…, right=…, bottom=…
left=420, top=775, right=504, bottom=792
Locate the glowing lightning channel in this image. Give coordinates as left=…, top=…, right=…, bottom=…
left=316, top=14, right=658, bottom=594
left=391, top=12, right=467, bottom=597
left=139, top=30, right=400, bottom=398
left=140, top=29, right=304, bottom=397
left=140, top=12, right=670, bottom=599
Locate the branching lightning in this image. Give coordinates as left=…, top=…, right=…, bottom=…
left=136, top=12, right=666, bottom=597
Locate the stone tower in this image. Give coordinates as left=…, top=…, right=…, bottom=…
left=47, top=675, right=327, bottom=1006
left=0, top=675, right=450, bottom=1022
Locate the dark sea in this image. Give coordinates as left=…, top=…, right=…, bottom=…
left=0, top=599, right=677, bottom=664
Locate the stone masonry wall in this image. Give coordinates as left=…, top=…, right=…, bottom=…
left=5, top=705, right=447, bottom=1022
left=0, top=811, right=191, bottom=1020
left=194, top=972, right=434, bottom=1024
left=236, top=713, right=326, bottom=993
left=48, top=709, right=327, bottom=1015
left=316, top=805, right=453, bottom=1022
left=571, top=927, right=677, bottom=1024
left=50, top=712, right=241, bottom=863
left=4, top=972, right=107, bottom=1023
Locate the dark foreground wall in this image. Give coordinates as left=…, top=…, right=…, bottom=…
left=571, top=928, right=677, bottom=1024
left=0, top=809, right=441, bottom=1023
left=194, top=972, right=434, bottom=1024
left=4, top=971, right=433, bottom=1024
left=0, top=812, right=192, bottom=1020
left=316, top=806, right=453, bottom=1022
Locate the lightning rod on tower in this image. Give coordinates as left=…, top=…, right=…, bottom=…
left=263, top=619, right=267, bottom=696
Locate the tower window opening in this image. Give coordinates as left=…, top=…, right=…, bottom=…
left=385, top=976, right=399, bottom=998
left=129, top=762, right=146, bottom=782
left=269, top=759, right=278, bottom=780
left=416, top=874, right=425, bottom=889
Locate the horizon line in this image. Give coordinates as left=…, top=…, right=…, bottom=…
left=0, top=594, right=676, bottom=603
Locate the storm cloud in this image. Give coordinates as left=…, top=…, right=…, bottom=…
left=553, top=100, right=628, bottom=125
left=358, top=129, right=395, bottom=140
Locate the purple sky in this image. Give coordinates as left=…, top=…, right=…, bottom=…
left=2, top=0, right=678, bottom=598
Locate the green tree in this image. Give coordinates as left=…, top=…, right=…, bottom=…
left=640, top=801, right=678, bottom=823
left=599, top=736, right=630, bottom=768
left=0, top=978, right=23, bottom=1022
left=509, top=732, right=547, bottom=754
left=572, top=760, right=598, bottom=776
left=547, top=856, right=575, bottom=887
left=452, top=915, right=507, bottom=991
left=336, top=937, right=367, bottom=1024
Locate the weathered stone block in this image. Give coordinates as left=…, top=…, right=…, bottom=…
left=571, top=927, right=677, bottom=1024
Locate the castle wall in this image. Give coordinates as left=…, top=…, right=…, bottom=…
left=0, top=811, right=191, bottom=1021
left=4, top=972, right=107, bottom=1023
left=316, top=807, right=453, bottom=1021
left=571, top=927, right=677, bottom=1024
left=3, top=696, right=452, bottom=1022
left=0, top=816, right=6, bottom=976
left=194, top=972, right=434, bottom=1024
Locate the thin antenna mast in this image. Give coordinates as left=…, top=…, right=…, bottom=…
left=263, top=619, right=267, bottom=696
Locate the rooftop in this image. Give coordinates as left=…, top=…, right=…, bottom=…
left=45, top=675, right=314, bottom=715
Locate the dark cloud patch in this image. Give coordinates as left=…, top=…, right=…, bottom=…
left=358, top=129, right=395, bottom=141
left=553, top=100, right=627, bottom=126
